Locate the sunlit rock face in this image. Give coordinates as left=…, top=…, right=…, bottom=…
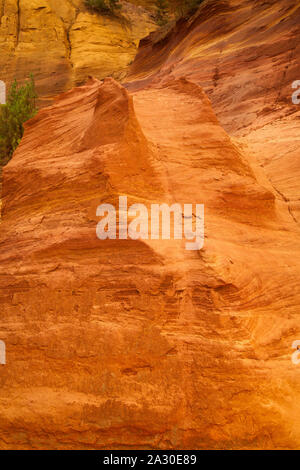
left=0, top=73, right=300, bottom=449
left=127, top=0, right=300, bottom=233
left=128, top=0, right=300, bottom=129
left=0, top=0, right=300, bottom=450
left=0, top=0, right=156, bottom=104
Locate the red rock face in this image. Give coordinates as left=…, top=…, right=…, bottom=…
left=127, top=0, right=300, bottom=223
left=1, top=75, right=300, bottom=449
left=0, top=0, right=300, bottom=450
left=128, top=0, right=300, bottom=130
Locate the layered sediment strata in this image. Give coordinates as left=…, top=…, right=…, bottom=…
left=127, top=0, right=300, bottom=228
left=0, top=77, right=299, bottom=449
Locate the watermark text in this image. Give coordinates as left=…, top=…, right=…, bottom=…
left=96, top=197, right=204, bottom=251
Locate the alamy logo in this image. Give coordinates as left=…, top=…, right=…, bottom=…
left=292, top=81, right=300, bottom=105
left=0, top=341, right=6, bottom=365
left=0, top=80, right=6, bottom=105
left=96, top=196, right=204, bottom=251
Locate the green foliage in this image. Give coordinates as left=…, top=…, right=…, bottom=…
left=177, top=0, right=204, bottom=17
left=0, top=75, right=37, bottom=166
left=84, top=0, right=121, bottom=15
left=155, top=0, right=169, bottom=26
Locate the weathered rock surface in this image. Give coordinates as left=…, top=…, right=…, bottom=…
left=0, top=0, right=156, bottom=104
left=0, top=74, right=300, bottom=449
left=128, top=0, right=300, bottom=130
left=127, top=0, right=300, bottom=235
left=0, top=0, right=300, bottom=451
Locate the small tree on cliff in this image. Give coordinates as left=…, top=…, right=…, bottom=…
left=177, top=0, right=204, bottom=17
left=109, top=0, right=121, bottom=10
left=85, top=0, right=121, bottom=15
left=0, top=75, right=37, bottom=166
left=155, top=0, right=169, bottom=26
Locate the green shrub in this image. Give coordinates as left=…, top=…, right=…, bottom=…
left=155, top=0, right=169, bottom=26
left=0, top=75, right=37, bottom=166
left=176, top=0, right=204, bottom=18
left=84, top=0, right=121, bottom=15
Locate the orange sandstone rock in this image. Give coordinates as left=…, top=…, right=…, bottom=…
left=0, top=76, right=300, bottom=449
left=127, top=0, right=300, bottom=246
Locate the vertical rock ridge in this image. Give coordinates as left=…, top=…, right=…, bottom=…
left=0, top=76, right=299, bottom=449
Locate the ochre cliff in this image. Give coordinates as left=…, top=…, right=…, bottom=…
left=0, top=75, right=300, bottom=449
left=127, top=0, right=300, bottom=222
left=0, top=0, right=300, bottom=451
left=0, top=0, right=156, bottom=104
left=128, top=0, right=300, bottom=132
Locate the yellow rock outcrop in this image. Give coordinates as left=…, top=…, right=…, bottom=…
left=0, top=0, right=157, bottom=103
